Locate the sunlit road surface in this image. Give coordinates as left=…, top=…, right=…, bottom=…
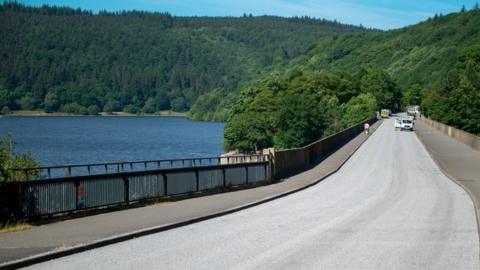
left=26, top=118, right=479, bottom=270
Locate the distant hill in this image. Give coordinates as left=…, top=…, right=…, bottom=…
left=222, top=8, right=480, bottom=151
left=0, top=2, right=366, bottom=117
left=278, top=9, right=480, bottom=91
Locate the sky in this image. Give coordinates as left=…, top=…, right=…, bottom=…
left=13, top=0, right=479, bottom=29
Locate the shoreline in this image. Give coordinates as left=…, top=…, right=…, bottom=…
left=1, top=110, right=187, bottom=117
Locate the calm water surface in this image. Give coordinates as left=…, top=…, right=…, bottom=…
left=0, top=116, right=225, bottom=166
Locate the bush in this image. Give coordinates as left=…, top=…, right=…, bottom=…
left=62, top=103, right=88, bottom=114
left=1, top=106, right=10, bottom=115
left=123, top=104, right=140, bottom=114
left=87, top=105, right=100, bottom=115
left=0, top=133, right=39, bottom=184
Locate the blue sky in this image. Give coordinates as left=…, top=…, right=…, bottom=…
left=14, top=0, right=479, bottom=29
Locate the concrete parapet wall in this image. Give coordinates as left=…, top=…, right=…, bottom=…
left=274, top=117, right=377, bottom=178
left=419, top=117, right=480, bottom=151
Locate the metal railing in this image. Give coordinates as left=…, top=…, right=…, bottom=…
left=1, top=156, right=271, bottom=219
left=8, top=155, right=269, bottom=181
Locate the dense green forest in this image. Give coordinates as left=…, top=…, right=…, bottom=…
left=223, top=7, right=480, bottom=151
left=0, top=2, right=365, bottom=117
left=224, top=70, right=396, bottom=151
left=224, top=7, right=480, bottom=151
left=1, top=3, right=479, bottom=152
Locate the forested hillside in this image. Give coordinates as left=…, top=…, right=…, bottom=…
left=0, top=2, right=365, bottom=117
left=224, top=8, right=480, bottom=151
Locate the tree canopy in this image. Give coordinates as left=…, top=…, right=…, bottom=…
left=224, top=71, right=383, bottom=151
left=0, top=2, right=365, bottom=118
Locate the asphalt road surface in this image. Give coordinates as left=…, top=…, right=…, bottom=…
left=26, top=118, right=479, bottom=270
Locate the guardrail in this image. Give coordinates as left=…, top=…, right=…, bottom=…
left=418, top=116, right=480, bottom=151
left=0, top=156, right=270, bottom=220
left=273, top=117, right=378, bottom=178
left=8, top=155, right=268, bottom=181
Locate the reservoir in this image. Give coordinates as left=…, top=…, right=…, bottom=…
left=0, top=116, right=225, bottom=166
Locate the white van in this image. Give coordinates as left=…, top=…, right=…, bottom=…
left=394, top=117, right=414, bottom=131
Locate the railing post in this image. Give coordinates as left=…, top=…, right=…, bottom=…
left=74, top=180, right=80, bottom=210
left=222, top=166, right=226, bottom=188
left=123, top=176, right=129, bottom=204
left=195, top=168, right=199, bottom=192
left=163, top=172, right=168, bottom=196
left=264, top=163, right=268, bottom=182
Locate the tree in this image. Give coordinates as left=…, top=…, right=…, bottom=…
left=273, top=93, right=323, bottom=149
left=18, top=94, right=38, bottom=110
left=1, top=106, right=11, bottom=114
left=170, top=96, right=188, bottom=112
left=402, top=84, right=423, bottom=108
left=62, top=103, right=88, bottom=114
left=0, top=133, right=39, bottom=183
left=87, top=105, right=100, bottom=115
left=421, top=45, right=480, bottom=135
left=103, top=100, right=120, bottom=114
left=223, top=111, right=275, bottom=152
left=0, top=84, right=13, bottom=110
left=44, top=92, right=60, bottom=112
left=341, top=93, right=377, bottom=127
left=123, top=104, right=140, bottom=114
left=360, top=69, right=401, bottom=111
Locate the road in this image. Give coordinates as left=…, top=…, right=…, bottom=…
left=25, top=118, right=479, bottom=270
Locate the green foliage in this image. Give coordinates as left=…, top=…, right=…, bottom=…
left=103, top=100, right=120, bottom=113
left=18, top=94, right=39, bottom=110
left=359, top=69, right=401, bottom=111
left=224, top=71, right=378, bottom=151
left=273, top=93, right=324, bottom=149
left=0, top=133, right=39, bottom=184
left=224, top=112, right=275, bottom=152
left=87, top=105, right=100, bottom=115
left=0, top=2, right=365, bottom=117
left=123, top=104, right=140, bottom=114
left=423, top=45, right=480, bottom=134
left=62, top=103, right=88, bottom=114
left=187, top=88, right=232, bottom=121
left=223, top=8, right=480, bottom=142
left=341, top=93, right=377, bottom=126
left=44, top=92, right=60, bottom=113
left=1, top=106, right=10, bottom=114
left=402, top=84, right=423, bottom=108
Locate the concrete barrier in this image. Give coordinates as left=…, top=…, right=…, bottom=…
left=273, top=117, right=378, bottom=179
left=419, top=116, right=480, bottom=151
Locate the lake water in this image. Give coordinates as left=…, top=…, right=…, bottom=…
left=0, top=116, right=225, bottom=166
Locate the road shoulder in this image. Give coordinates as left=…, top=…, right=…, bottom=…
left=415, top=120, right=480, bottom=239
